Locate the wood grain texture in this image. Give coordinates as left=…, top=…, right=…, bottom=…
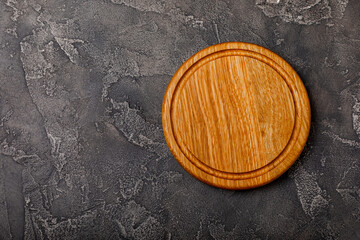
left=162, top=42, right=311, bottom=190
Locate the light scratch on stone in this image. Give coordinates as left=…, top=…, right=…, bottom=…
left=290, top=165, right=329, bottom=219
left=256, top=0, right=349, bottom=25
left=323, top=131, right=360, bottom=148
left=213, top=21, right=221, bottom=43
left=109, top=99, right=170, bottom=160
left=54, top=37, right=84, bottom=64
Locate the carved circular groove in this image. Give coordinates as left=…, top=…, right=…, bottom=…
left=162, top=42, right=311, bottom=189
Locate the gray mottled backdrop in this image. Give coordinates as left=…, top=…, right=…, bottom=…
left=0, top=0, right=359, bottom=239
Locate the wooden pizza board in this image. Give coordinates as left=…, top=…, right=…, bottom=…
left=162, top=42, right=311, bottom=190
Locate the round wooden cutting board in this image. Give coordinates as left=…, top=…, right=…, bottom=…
left=162, top=42, right=311, bottom=190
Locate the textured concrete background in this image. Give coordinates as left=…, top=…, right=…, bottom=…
left=0, top=0, right=359, bottom=239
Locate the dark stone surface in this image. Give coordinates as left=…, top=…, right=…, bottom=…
left=0, top=0, right=359, bottom=239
